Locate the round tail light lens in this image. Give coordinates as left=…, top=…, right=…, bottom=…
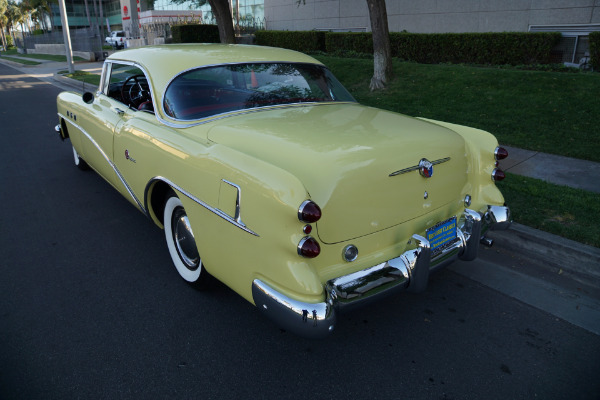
left=492, top=168, right=506, bottom=181
left=495, top=147, right=509, bottom=160
left=298, top=236, right=321, bottom=258
left=298, top=200, right=322, bottom=223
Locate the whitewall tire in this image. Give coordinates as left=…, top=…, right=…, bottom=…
left=163, top=194, right=208, bottom=286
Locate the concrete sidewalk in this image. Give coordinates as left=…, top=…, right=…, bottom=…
left=500, top=146, right=600, bottom=194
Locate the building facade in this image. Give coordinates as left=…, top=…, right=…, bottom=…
left=264, top=0, right=600, bottom=33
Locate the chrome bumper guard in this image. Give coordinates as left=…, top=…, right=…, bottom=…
left=252, top=205, right=511, bottom=339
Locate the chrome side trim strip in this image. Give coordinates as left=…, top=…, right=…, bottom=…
left=148, top=176, right=259, bottom=237
left=389, top=157, right=451, bottom=177
left=58, top=113, right=146, bottom=213
left=221, top=179, right=245, bottom=227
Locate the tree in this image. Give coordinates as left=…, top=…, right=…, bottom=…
left=207, top=0, right=234, bottom=44
left=18, top=0, right=33, bottom=33
left=7, top=1, right=23, bottom=44
left=169, top=0, right=234, bottom=44
left=366, top=0, right=393, bottom=90
left=1, top=0, right=8, bottom=49
left=296, top=0, right=393, bottom=91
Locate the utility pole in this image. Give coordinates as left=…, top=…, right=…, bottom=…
left=58, top=0, right=74, bottom=73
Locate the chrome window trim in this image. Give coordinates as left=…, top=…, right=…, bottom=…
left=155, top=101, right=355, bottom=129
left=147, top=176, right=260, bottom=237
left=58, top=112, right=146, bottom=212
left=160, top=61, right=357, bottom=127
left=99, top=62, right=111, bottom=94
left=103, top=60, right=160, bottom=118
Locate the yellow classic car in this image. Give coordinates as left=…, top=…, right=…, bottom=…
left=55, top=44, right=510, bottom=338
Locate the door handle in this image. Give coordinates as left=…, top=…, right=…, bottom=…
left=114, top=108, right=125, bottom=116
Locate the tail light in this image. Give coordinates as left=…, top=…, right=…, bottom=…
left=495, top=147, right=509, bottom=160
left=298, top=236, right=320, bottom=258
left=298, top=200, right=321, bottom=223
left=492, top=168, right=506, bottom=181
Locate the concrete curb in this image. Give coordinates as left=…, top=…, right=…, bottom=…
left=486, top=223, right=600, bottom=286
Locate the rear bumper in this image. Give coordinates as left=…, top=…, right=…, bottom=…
left=252, top=205, right=511, bottom=338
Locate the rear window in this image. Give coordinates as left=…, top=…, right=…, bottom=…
left=116, top=31, right=125, bottom=37
left=163, top=63, right=356, bottom=121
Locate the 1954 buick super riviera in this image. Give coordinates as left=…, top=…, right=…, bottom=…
left=55, top=44, right=511, bottom=338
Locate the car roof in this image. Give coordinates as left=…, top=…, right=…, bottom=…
left=106, top=44, right=323, bottom=94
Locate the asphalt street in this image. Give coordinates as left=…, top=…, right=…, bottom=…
left=1, top=62, right=599, bottom=400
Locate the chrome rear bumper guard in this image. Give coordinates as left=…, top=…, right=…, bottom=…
left=252, top=205, right=511, bottom=339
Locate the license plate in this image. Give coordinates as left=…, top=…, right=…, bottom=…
left=426, top=217, right=457, bottom=252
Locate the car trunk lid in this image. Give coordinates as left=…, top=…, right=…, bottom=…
left=206, top=103, right=468, bottom=244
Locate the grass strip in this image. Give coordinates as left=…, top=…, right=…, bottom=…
left=497, top=173, right=600, bottom=247
left=60, top=70, right=101, bottom=86
left=0, top=56, right=41, bottom=65
left=315, top=55, right=600, bottom=163
left=2, top=49, right=84, bottom=62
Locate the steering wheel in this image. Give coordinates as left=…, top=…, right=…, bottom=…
left=121, top=74, right=150, bottom=108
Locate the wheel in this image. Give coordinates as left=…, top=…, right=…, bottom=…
left=72, top=146, right=89, bottom=170
left=163, top=193, right=209, bottom=287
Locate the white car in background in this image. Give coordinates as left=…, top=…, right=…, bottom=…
left=105, top=31, right=126, bottom=49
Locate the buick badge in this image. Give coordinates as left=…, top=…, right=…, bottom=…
left=419, top=158, right=433, bottom=178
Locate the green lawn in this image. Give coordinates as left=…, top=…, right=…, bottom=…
left=59, top=70, right=102, bottom=86
left=497, top=174, right=600, bottom=247
left=315, top=55, right=600, bottom=163
left=0, top=56, right=40, bottom=65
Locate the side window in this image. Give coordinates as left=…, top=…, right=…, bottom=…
left=106, top=63, right=153, bottom=112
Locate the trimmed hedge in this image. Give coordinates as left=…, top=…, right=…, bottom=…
left=171, top=24, right=220, bottom=44
left=255, top=30, right=561, bottom=66
left=255, top=30, right=326, bottom=52
left=325, top=32, right=561, bottom=65
left=590, top=31, right=600, bottom=70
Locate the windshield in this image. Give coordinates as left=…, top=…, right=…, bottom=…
left=163, top=63, right=356, bottom=121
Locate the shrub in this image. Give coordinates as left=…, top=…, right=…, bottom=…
left=590, top=31, right=600, bottom=71
left=171, top=24, right=220, bottom=44
left=254, top=30, right=326, bottom=52
left=325, top=32, right=372, bottom=55
left=255, top=30, right=561, bottom=66
left=324, top=31, right=560, bottom=65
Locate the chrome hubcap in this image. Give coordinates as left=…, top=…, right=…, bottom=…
left=172, top=207, right=200, bottom=270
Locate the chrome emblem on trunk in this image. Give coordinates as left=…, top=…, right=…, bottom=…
left=389, top=157, right=450, bottom=177
left=419, top=159, right=433, bottom=178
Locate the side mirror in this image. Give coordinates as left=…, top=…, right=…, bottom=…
left=82, top=92, right=94, bottom=104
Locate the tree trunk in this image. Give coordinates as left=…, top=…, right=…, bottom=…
left=207, top=0, right=235, bottom=44
left=83, top=0, right=92, bottom=31
left=366, top=0, right=393, bottom=91
left=92, top=0, right=100, bottom=38
left=0, top=23, right=7, bottom=50
left=97, top=0, right=104, bottom=48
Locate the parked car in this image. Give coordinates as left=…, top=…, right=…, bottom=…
left=105, top=30, right=126, bottom=49
left=55, top=44, right=511, bottom=338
